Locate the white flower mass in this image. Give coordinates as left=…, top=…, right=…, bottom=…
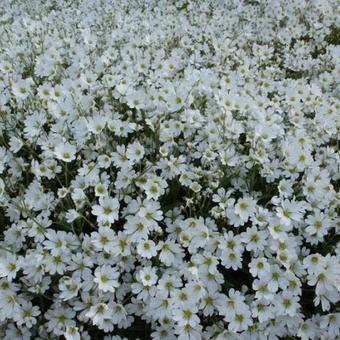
left=0, top=0, right=339, bottom=339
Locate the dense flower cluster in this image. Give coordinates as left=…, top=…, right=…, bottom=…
left=0, top=0, right=339, bottom=339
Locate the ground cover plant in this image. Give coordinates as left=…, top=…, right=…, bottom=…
left=0, top=0, right=339, bottom=339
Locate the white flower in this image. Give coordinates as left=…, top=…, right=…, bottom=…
left=59, top=276, right=81, bottom=301
left=234, top=198, right=257, bottom=221
left=94, top=265, right=120, bottom=293
left=86, top=303, right=110, bottom=327
left=172, top=304, right=200, bottom=327
left=0, top=2, right=338, bottom=339
left=137, top=240, right=157, bottom=258
left=276, top=199, right=307, bottom=226
left=92, top=196, right=120, bottom=225
left=12, top=78, right=34, bottom=99
left=228, top=306, right=252, bottom=332
left=305, top=210, right=331, bottom=238
left=87, top=115, right=107, bottom=134
left=64, top=326, right=80, bottom=340
left=249, top=257, right=270, bottom=278
left=65, top=209, right=80, bottom=223
left=13, top=301, right=40, bottom=328
left=275, top=292, right=300, bottom=317
left=91, top=226, right=115, bottom=252
left=111, top=303, right=127, bottom=324
left=0, top=254, right=19, bottom=281
left=126, top=142, right=145, bottom=162
left=54, top=143, right=77, bottom=163
left=138, top=266, right=158, bottom=287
